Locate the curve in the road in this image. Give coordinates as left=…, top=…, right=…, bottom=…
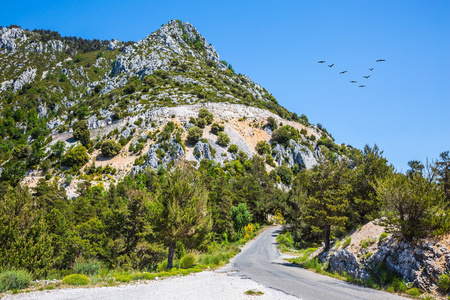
left=230, top=226, right=407, bottom=300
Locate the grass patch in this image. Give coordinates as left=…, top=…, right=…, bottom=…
left=245, top=289, right=264, bottom=295
left=62, top=274, right=90, bottom=286
left=0, top=269, right=32, bottom=292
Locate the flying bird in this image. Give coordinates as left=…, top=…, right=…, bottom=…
left=369, top=68, right=374, bottom=71
left=350, top=81, right=357, bottom=83
left=376, top=59, right=385, bottom=62
left=359, top=85, right=366, bottom=88
left=318, top=61, right=325, bottom=63
left=328, top=64, right=334, bottom=67
left=363, top=75, right=371, bottom=79
left=340, top=71, right=347, bottom=74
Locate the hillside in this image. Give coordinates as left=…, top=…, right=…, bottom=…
left=0, top=20, right=351, bottom=193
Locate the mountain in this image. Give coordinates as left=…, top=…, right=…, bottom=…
left=0, top=20, right=353, bottom=196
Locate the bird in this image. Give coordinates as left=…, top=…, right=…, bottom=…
left=350, top=81, right=357, bottom=83
left=363, top=75, right=371, bottom=79
left=359, top=85, right=366, bottom=88
left=328, top=64, right=334, bottom=67
left=318, top=61, right=325, bottom=63
left=376, top=59, right=385, bottom=62
left=369, top=68, right=374, bottom=71
left=340, top=71, right=347, bottom=74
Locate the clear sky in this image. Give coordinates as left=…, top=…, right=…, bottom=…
left=2, top=0, right=449, bottom=171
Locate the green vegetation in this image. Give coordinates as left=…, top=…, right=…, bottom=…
left=439, top=274, right=450, bottom=292
left=0, top=269, right=32, bottom=292
left=187, top=126, right=203, bottom=144
left=73, top=120, right=91, bottom=147
left=62, top=274, right=90, bottom=286
left=101, top=140, right=122, bottom=157
left=217, top=132, right=230, bottom=147
left=63, top=145, right=89, bottom=167
left=272, top=125, right=299, bottom=146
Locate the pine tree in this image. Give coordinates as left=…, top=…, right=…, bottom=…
left=148, top=161, right=211, bottom=269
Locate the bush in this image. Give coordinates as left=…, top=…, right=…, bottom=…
left=73, top=120, right=90, bottom=147
left=211, top=123, right=224, bottom=135
left=62, top=274, right=89, bottom=286
left=272, top=126, right=299, bottom=146
left=197, top=118, right=206, bottom=128
left=256, top=141, right=270, bottom=155
left=217, top=132, right=230, bottom=147
left=63, top=145, right=89, bottom=167
left=439, top=274, right=450, bottom=291
left=0, top=269, right=32, bottom=292
left=228, top=144, right=238, bottom=154
left=101, top=140, right=122, bottom=157
left=406, top=287, right=420, bottom=296
left=73, top=259, right=101, bottom=276
left=277, top=164, right=293, bottom=185
left=187, top=126, right=203, bottom=144
left=198, top=108, right=213, bottom=124
left=379, top=232, right=388, bottom=243
left=342, top=237, right=351, bottom=248
left=267, top=116, right=277, bottom=129
left=180, top=253, right=197, bottom=269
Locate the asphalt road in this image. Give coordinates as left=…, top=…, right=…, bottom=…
left=230, top=226, right=407, bottom=300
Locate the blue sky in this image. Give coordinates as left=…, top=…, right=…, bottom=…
left=2, top=0, right=449, bottom=171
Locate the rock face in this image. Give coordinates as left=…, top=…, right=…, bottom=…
left=107, top=39, right=122, bottom=51
left=272, top=140, right=319, bottom=169
left=0, top=27, right=25, bottom=53
left=143, top=138, right=185, bottom=169
left=322, top=224, right=450, bottom=291
left=13, top=68, right=37, bottom=92
left=194, top=141, right=214, bottom=161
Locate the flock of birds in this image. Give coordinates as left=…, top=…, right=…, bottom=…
left=318, top=59, right=386, bottom=88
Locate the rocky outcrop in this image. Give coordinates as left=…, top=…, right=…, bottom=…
left=13, top=68, right=37, bottom=92
left=322, top=224, right=450, bottom=291
left=143, top=138, right=185, bottom=169
left=0, top=27, right=26, bottom=53
left=272, top=140, right=318, bottom=169
left=107, top=39, right=122, bottom=51
left=194, top=141, right=214, bottom=161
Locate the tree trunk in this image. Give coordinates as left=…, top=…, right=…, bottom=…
left=167, top=240, right=175, bottom=269
left=324, top=224, right=331, bottom=251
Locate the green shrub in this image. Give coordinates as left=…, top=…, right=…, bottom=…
left=406, top=287, right=420, bottom=296
left=228, top=144, right=238, bottom=154
left=63, top=145, right=89, bottom=167
left=267, top=117, right=277, bottom=130
left=198, top=108, right=213, bottom=124
left=211, top=123, right=224, bottom=135
left=217, top=132, right=230, bottom=147
left=391, top=277, right=407, bottom=292
left=73, top=259, right=101, bottom=276
left=379, top=232, right=388, bottom=243
left=272, top=125, right=299, bottom=146
left=256, top=141, right=270, bottom=155
left=187, top=126, right=203, bottom=144
left=342, top=237, right=351, bottom=248
left=180, top=253, right=197, bottom=269
left=114, top=274, right=131, bottom=282
left=101, top=140, right=122, bottom=157
left=197, top=118, right=206, bottom=128
left=439, top=274, right=450, bottom=291
left=62, top=274, right=90, bottom=286
left=276, top=164, right=293, bottom=185
left=157, top=260, right=168, bottom=271
left=0, top=269, right=32, bottom=292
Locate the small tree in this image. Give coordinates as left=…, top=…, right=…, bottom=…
left=272, top=126, right=299, bottom=147
left=211, top=123, right=224, bottom=135
left=230, top=203, right=252, bottom=236
left=198, top=108, right=213, bottom=125
left=376, top=172, right=446, bottom=241
left=63, top=145, right=89, bottom=167
left=217, top=132, right=230, bottom=147
left=267, top=116, right=277, bottom=130
left=256, top=141, right=270, bottom=155
left=187, top=126, right=203, bottom=144
left=101, top=140, right=122, bottom=157
left=73, top=121, right=90, bottom=147
left=148, top=162, right=211, bottom=269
